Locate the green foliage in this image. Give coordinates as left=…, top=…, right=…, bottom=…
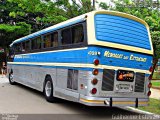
left=0, top=22, right=31, bottom=47
left=152, top=71, right=160, bottom=80
left=151, top=81, right=160, bottom=87
left=152, top=31, right=160, bottom=58
left=139, top=98, right=160, bottom=115
left=15, top=22, right=31, bottom=35
left=7, top=0, right=93, bottom=26
left=0, top=24, right=21, bottom=32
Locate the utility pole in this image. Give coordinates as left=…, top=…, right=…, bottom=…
left=93, top=0, right=95, bottom=10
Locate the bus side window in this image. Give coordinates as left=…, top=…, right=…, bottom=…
left=51, top=32, right=58, bottom=47
left=31, top=37, right=41, bottom=50
left=37, top=37, right=42, bottom=49
left=72, top=25, right=84, bottom=43
left=31, top=39, right=35, bottom=50
left=22, top=42, right=25, bottom=52
left=61, top=28, right=72, bottom=45
left=14, top=43, right=21, bottom=53
left=25, top=40, right=30, bottom=51
left=9, top=47, right=15, bottom=58
left=44, top=34, right=51, bottom=48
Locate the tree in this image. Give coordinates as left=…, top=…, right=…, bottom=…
left=0, top=22, right=31, bottom=47
left=7, top=0, right=93, bottom=30
left=0, top=0, right=32, bottom=47
left=0, top=0, right=31, bottom=48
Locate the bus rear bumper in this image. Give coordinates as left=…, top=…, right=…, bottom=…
left=79, top=95, right=149, bottom=107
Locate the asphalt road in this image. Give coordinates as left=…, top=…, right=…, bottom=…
left=0, top=76, right=157, bottom=120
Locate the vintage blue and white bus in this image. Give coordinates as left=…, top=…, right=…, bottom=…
left=7, top=10, right=153, bottom=107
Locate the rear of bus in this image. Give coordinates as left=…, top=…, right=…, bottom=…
left=79, top=11, right=153, bottom=107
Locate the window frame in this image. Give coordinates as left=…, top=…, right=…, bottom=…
left=58, top=22, right=87, bottom=49
left=12, top=21, right=87, bottom=55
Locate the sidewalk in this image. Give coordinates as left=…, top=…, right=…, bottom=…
left=152, top=80, right=160, bottom=82
left=150, top=88, right=160, bottom=100
left=0, top=76, right=8, bottom=84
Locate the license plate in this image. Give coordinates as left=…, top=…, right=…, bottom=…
left=116, top=70, right=134, bottom=82
left=118, top=84, right=131, bottom=92
left=119, top=84, right=130, bottom=90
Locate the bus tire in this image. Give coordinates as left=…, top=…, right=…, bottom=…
left=9, top=71, right=16, bottom=85
left=44, top=76, right=57, bottom=103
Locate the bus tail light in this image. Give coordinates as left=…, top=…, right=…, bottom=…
left=147, top=91, right=151, bottom=96
left=93, top=59, right=99, bottom=66
left=148, top=75, right=152, bottom=80
left=148, top=83, right=152, bottom=88
left=149, top=66, right=153, bottom=72
left=91, top=88, right=97, bottom=94
left=92, top=78, right=98, bottom=85
left=92, top=69, right=99, bottom=75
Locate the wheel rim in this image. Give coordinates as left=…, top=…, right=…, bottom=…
left=10, top=73, right=14, bottom=82
left=45, top=81, right=52, bottom=97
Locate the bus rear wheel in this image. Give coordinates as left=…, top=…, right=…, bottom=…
left=9, top=71, right=16, bottom=85
left=44, top=76, right=57, bottom=103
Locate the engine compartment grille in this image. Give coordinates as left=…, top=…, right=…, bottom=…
left=102, top=69, right=115, bottom=91
left=134, top=73, right=145, bottom=92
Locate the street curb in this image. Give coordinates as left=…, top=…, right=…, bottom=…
left=152, top=87, right=160, bottom=90
left=123, top=107, right=160, bottom=119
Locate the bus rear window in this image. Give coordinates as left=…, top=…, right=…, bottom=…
left=95, top=14, right=151, bottom=50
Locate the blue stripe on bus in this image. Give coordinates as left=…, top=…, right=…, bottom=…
left=94, top=14, right=151, bottom=50
left=13, top=46, right=152, bottom=70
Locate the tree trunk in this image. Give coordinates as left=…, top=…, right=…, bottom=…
left=151, top=58, right=158, bottom=78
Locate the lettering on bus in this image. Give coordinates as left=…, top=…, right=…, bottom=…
left=88, top=51, right=101, bottom=56
left=103, top=51, right=147, bottom=62
left=104, top=51, right=123, bottom=59
left=15, top=55, right=30, bottom=59
left=129, top=54, right=147, bottom=62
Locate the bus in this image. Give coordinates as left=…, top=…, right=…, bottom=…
left=7, top=10, right=153, bottom=107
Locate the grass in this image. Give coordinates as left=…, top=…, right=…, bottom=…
left=152, top=72, right=160, bottom=80
left=151, top=81, right=160, bottom=87
left=138, top=98, right=160, bottom=115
